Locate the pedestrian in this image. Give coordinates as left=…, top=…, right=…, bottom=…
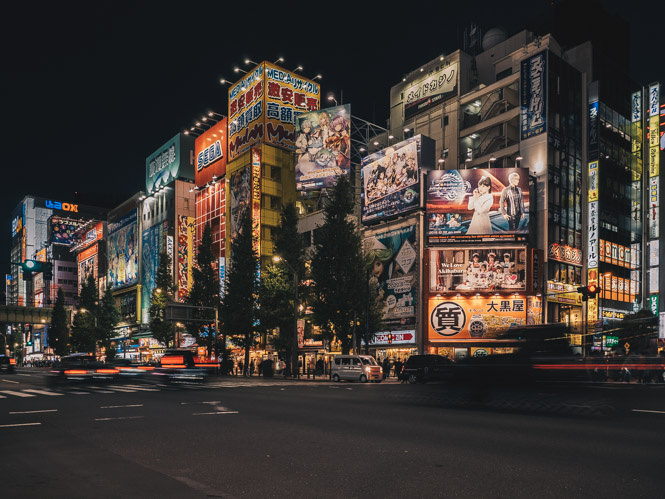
left=250, top=360, right=255, bottom=376
left=394, top=358, right=403, bottom=381
left=258, top=360, right=263, bottom=376
left=316, top=357, right=324, bottom=376
left=238, top=359, right=244, bottom=376
left=382, top=357, right=390, bottom=379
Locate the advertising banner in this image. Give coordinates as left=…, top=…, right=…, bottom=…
left=520, top=51, right=547, bottom=140
left=631, top=90, right=642, bottom=123
left=588, top=160, right=599, bottom=202
left=251, top=148, right=261, bottom=256
left=370, top=330, right=415, bottom=346
left=548, top=243, right=583, bottom=266
left=177, top=216, right=195, bottom=302
left=49, top=217, right=86, bottom=246
left=426, top=167, right=529, bottom=243
left=228, top=63, right=265, bottom=161
left=264, top=61, right=320, bottom=151
left=78, top=253, right=97, bottom=294
left=365, top=223, right=418, bottom=328
left=588, top=100, right=600, bottom=159
left=107, top=211, right=138, bottom=290
left=140, top=222, right=167, bottom=323
left=295, top=104, right=351, bottom=191
left=429, top=247, right=527, bottom=293
left=195, top=117, right=228, bottom=187
left=428, top=296, right=527, bottom=341
left=84, top=222, right=103, bottom=245
left=587, top=200, right=599, bottom=269
left=229, top=165, right=251, bottom=241
left=219, top=256, right=226, bottom=299
left=145, top=133, right=195, bottom=194
left=404, top=62, right=458, bottom=120
left=361, top=135, right=423, bottom=223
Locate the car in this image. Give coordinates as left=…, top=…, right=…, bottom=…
left=0, top=355, right=16, bottom=373
left=111, top=358, right=155, bottom=378
left=152, top=349, right=206, bottom=384
left=400, top=354, right=454, bottom=384
left=330, top=355, right=383, bottom=383
left=49, top=353, right=119, bottom=384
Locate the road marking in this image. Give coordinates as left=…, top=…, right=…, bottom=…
left=9, top=409, right=58, bottom=414
left=105, top=386, right=138, bottom=392
left=23, top=389, right=63, bottom=396
left=0, top=422, right=41, bottom=428
left=0, top=390, right=35, bottom=398
left=94, top=416, right=144, bottom=421
left=84, top=387, right=116, bottom=394
left=100, top=404, right=143, bottom=409
left=115, top=385, right=159, bottom=392
left=16, top=374, right=31, bottom=377
left=192, top=411, right=239, bottom=415
left=0, top=379, right=20, bottom=384
left=66, top=391, right=90, bottom=395
left=632, top=409, right=665, bottom=414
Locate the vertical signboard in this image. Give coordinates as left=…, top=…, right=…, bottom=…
left=140, top=222, right=167, bottom=323
left=228, top=63, right=265, bottom=161
left=107, top=211, right=139, bottom=290
left=177, top=216, right=195, bottom=301
left=251, top=148, right=262, bottom=256
left=648, top=84, right=660, bottom=308
left=520, top=51, right=547, bottom=140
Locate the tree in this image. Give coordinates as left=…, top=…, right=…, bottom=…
left=310, top=175, right=366, bottom=354
left=358, top=274, right=384, bottom=354
left=257, top=263, right=292, bottom=371
left=70, top=273, right=98, bottom=354
left=221, top=209, right=259, bottom=376
left=97, top=285, right=120, bottom=361
left=188, top=223, right=221, bottom=357
left=271, top=203, right=306, bottom=376
left=149, top=251, right=176, bottom=347
left=49, top=287, right=70, bottom=356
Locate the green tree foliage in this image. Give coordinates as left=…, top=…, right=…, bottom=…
left=310, top=175, right=366, bottom=354
left=188, top=223, right=221, bottom=357
left=149, top=251, right=176, bottom=347
left=258, top=263, right=292, bottom=366
left=221, top=209, right=259, bottom=375
left=70, top=273, right=98, bottom=354
left=358, top=275, right=385, bottom=354
left=97, top=286, right=120, bottom=361
left=49, top=286, right=70, bottom=356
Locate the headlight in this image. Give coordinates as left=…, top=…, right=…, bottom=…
left=364, top=366, right=371, bottom=372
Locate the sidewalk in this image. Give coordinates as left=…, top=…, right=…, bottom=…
left=215, top=374, right=402, bottom=383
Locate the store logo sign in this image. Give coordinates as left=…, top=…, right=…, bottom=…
left=430, top=301, right=466, bottom=336
left=197, top=140, right=223, bottom=171
left=45, top=200, right=78, bottom=212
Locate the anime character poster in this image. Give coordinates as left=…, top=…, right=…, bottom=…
left=364, top=223, right=418, bottom=328
left=229, top=166, right=251, bottom=241
left=107, top=212, right=139, bottom=290
left=426, top=167, right=530, bottom=243
left=140, top=222, right=166, bottom=324
left=295, top=104, right=351, bottom=191
left=429, top=247, right=527, bottom=293
left=361, top=136, right=421, bottom=223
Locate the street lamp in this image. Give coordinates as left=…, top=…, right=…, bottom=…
left=273, top=255, right=299, bottom=378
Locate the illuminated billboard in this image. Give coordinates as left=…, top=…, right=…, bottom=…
left=295, top=104, right=351, bottom=191
left=107, top=211, right=138, bottom=289
left=426, top=167, right=530, bottom=243
left=428, top=296, right=527, bottom=341
left=177, top=216, right=195, bottom=301
left=229, top=165, right=251, bottom=241
left=78, top=244, right=98, bottom=293
left=429, top=247, right=527, bottom=293
left=141, top=221, right=167, bottom=323
left=365, top=223, right=418, bottom=328
left=251, top=148, right=261, bottom=256
left=50, top=217, right=86, bottom=246
left=361, top=135, right=434, bottom=223
left=520, top=51, right=547, bottom=140
left=195, top=117, right=228, bottom=187
left=404, top=62, right=458, bottom=120
left=228, top=62, right=320, bottom=161
left=145, top=133, right=195, bottom=194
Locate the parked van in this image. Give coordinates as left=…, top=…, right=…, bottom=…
left=331, top=355, right=383, bottom=383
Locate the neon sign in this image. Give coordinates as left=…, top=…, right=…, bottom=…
left=45, top=200, right=78, bottom=212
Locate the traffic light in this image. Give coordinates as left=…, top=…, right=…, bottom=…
left=577, top=285, right=601, bottom=302
left=20, top=260, right=53, bottom=281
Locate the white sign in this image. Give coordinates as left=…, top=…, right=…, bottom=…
left=650, top=267, right=659, bottom=294
left=650, top=240, right=660, bottom=267
left=660, top=312, right=665, bottom=339
left=631, top=90, right=642, bottom=123
left=649, top=83, right=660, bottom=116
left=371, top=330, right=415, bottom=345
left=587, top=201, right=599, bottom=268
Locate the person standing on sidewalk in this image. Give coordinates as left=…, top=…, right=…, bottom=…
left=382, top=357, right=390, bottom=379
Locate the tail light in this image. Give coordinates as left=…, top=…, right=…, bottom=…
left=137, top=366, right=154, bottom=371
left=96, top=368, right=119, bottom=374
left=10, top=359, right=16, bottom=365
left=65, top=369, right=88, bottom=375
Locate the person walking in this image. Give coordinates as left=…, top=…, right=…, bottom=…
left=238, top=359, right=244, bottom=377
left=382, top=357, right=390, bottom=379
left=394, top=358, right=403, bottom=381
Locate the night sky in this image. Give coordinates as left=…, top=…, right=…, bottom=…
left=1, top=0, right=660, bottom=280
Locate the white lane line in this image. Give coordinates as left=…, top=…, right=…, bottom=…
left=23, top=389, right=63, bottom=396
left=632, top=409, right=665, bottom=414
left=181, top=401, right=220, bottom=405
left=115, top=385, right=159, bottom=392
left=9, top=409, right=58, bottom=414
left=84, top=387, right=116, bottom=394
left=66, top=391, right=90, bottom=395
left=0, top=379, right=20, bottom=384
left=16, top=374, right=31, bottom=377
left=104, top=386, right=138, bottom=392
left=100, top=404, right=144, bottom=409
left=192, top=411, right=239, bottom=415
left=94, top=416, right=144, bottom=421
left=0, top=422, right=41, bottom=428
left=0, top=390, right=35, bottom=398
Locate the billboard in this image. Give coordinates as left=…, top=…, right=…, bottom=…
left=428, top=296, right=527, bottom=341
left=145, top=133, right=195, bottom=194
left=227, top=62, right=320, bottom=161
left=429, top=247, right=527, bottom=293
left=141, top=222, right=167, bottom=323
left=78, top=245, right=98, bottom=294
left=404, top=62, right=458, bottom=120
left=107, top=211, right=138, bottom=290
left=251, top=148, right=261, bottom=256
left=195, top=117, right=228, bottom=187
left=365, top=223, right=418, bottom=328
left=520, top=51, right=547, bottom=140
left=49, top=217, right=86, bottom=246
left=295, top=104, right=351, bottom=191
left=229, top=165, right=251, bottom=241
left=361, top=135, right=429, bottom=223
left=177, top=216, right=195, bottom=301
left=426, top=167, right=530, bottom=243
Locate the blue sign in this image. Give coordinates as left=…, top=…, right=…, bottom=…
left=520, top=51, right=547, bottom=140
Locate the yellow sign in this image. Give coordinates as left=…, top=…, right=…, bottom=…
left=588, top=161, right=599, bottom=202
left=650, top=115, right=659, bottom=148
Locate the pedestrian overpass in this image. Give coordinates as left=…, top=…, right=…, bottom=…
left=0, top=304, right=52, bottom=324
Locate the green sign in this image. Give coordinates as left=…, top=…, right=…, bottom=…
left=605, top=335, right=619, bottom=348
left=648, top=295, right=659, bottom=316
left=145, top=133, right=195, bottom=194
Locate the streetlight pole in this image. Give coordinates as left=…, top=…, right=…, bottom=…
left=274, top=256, right=299, bottom=378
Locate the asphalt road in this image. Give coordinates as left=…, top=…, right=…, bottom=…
left=1, top=368, right=665, bottom=498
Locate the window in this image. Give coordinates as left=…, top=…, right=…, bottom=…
left=352, top=358, right=361, bottom=366
left=341, top=358, right=351, bottom=366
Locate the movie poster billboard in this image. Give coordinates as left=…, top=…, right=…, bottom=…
left=228, top=165, right=251, bottom=241
left=145, top=133, right=195, bottom=194
left=177, top=216, right=195, bottom=301
left=195, top=117, right=227, bottom=187
left=295, top=104, right=351, bottom=191
left=49, top=217, right=86, bottom=246
left=361, top=135, right=426, bottom=223
left=365, top=223, right=418, bottom=327
left=520, top=51, right=547, bottom=140
left=428, top=296, right=527, bottom=341
left=429, top=247, right=527, bottom=293
left=107, top=211, right=138, bottom=290
left=140, top=222, right=167, bottom=323
left=426, top=167, right=530, bottom=243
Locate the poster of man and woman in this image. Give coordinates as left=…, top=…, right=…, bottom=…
left=426, top=168, right=529, bottom=243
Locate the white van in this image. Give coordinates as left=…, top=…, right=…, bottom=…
left=331, top=355, right=383, bottom=383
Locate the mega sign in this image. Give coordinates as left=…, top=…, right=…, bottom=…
left=45, top=200, right=78, bottom=212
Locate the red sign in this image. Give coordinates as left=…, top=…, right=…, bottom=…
left=195, top=118, right=228, bottom=187
left=372, top=331, right=415, bottom=345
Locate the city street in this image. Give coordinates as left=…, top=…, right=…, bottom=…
left=1, top=369, right=664, bottom=498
